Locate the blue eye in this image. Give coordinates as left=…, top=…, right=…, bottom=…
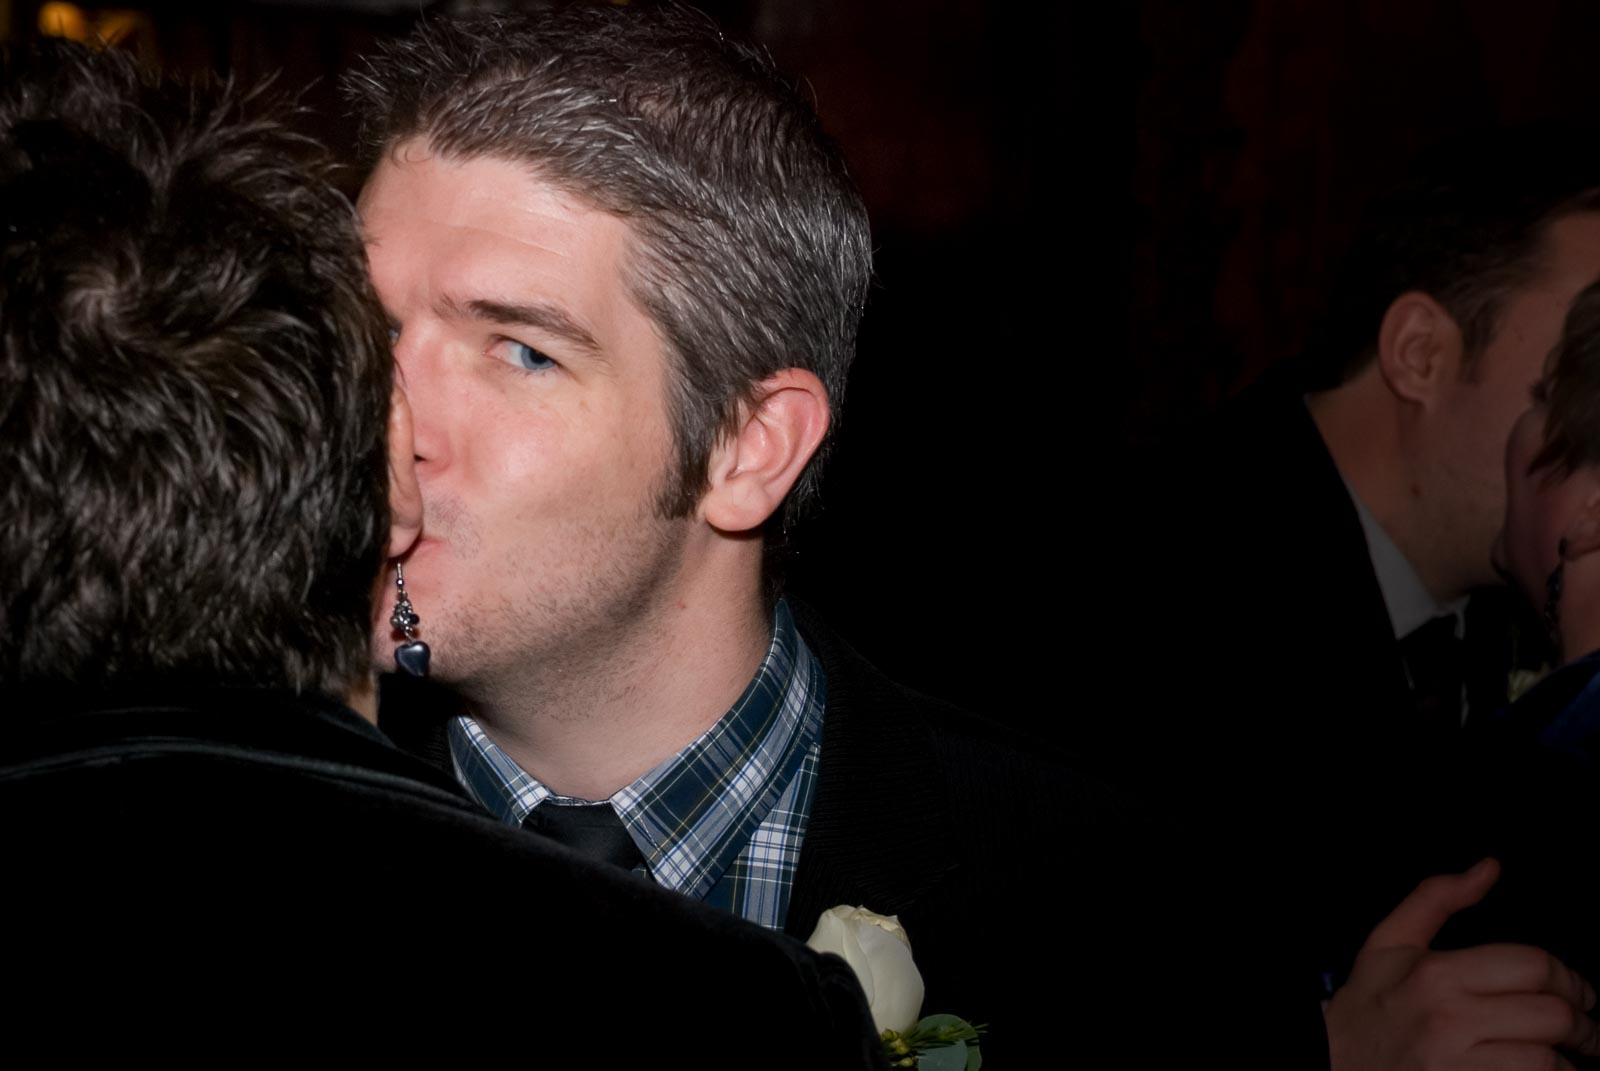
left=490, top=338, right=556, bottom=372
left=509, top=341, right=554, bottom=371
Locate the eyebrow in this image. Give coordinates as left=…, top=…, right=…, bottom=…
left=435, top=294, right=603, bottom=357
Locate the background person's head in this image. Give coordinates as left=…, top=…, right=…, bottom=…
left=1309, top=129, right=1600, bottom=395
left=1497, top=279, right=1600, bottom=662
left=1304, top=128, right=1600, bottom=600
left=0, top=40, right=397, bottom=700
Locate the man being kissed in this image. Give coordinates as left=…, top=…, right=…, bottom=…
left=354, top=6, right=1243, bottom=1060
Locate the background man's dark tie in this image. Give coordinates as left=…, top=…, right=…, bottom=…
left=1402, top=613, right=1465, bottom=733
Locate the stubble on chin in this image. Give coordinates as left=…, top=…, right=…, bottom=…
left=419, top=504, right=690, bottom=712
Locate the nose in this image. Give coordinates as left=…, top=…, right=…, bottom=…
left=392, top=330, right=449, bottom=472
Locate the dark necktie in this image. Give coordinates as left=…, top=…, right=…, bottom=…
left=523, top=802, right=645, bottom=872
left=1401, top=614, right=1465, bottom=733
left=1462, top=587, right=1524, bottom=725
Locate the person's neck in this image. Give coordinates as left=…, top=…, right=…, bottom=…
left=463, top=565, right=772, bottom=801
left=1308, top=376, right=1469, bottom=604
left=345, top=673, right=379, bottom=724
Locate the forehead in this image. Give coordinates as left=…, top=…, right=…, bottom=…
left=358, top=142, right=647, bottom=344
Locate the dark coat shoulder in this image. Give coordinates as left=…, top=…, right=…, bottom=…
left=0, top=684, right=884, bottom=1067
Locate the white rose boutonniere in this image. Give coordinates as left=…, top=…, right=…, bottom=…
left=806, top=905, right=984, bottom=1070
left=806, top=905, right=925, bottom=1034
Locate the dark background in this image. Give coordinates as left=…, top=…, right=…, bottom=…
left=10, top=0, right=1600, bottom=734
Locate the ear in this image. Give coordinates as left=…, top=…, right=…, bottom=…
left=387, top=385, right=423, bottom=559
left=1562, top=470, right=1600, bottom=560
left=700, top=369, right=831, bottom=534
left=1375, top=292, right=1465, bottom=407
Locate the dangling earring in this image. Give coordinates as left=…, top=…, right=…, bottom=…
left=1544, top=538, right=1568, bottom=637
left=390, top=561, right=431, bottom=677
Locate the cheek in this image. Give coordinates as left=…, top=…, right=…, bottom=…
left=1518, top=497, right=1557, bottom=567
left=447, top=386, right=567, bottom=486
left=1503, top=517, right=1547, bottom=607
left=1484, top=402, right=1542, bottom=494
left=464, top=416, right=643, bottom=541
left=1506, top=479, right=1570, bottom=602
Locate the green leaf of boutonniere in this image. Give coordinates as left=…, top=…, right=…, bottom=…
left=881, top=1014, right=984, bottom=1070
left=916, top=1041, right=968, bottom=1071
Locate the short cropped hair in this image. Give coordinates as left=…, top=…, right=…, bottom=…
left=0, top=41, right=394, bottom=696
left=1306, top=127, right=1600, bottom=391
left=1535, top=280, right=1600, bottom=477
left=345, top=5, right=873, bottom=522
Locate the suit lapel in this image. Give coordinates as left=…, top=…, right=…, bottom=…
left=784, top=610, right=959, bottom=941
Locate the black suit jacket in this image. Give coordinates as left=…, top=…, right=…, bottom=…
left=782, top=604, right=1176, bottom=1053
left=0, top=683, right=883, bottom=1067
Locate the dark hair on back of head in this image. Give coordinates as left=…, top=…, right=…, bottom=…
left=0, top=40, right=394, bottom=696
left=343, top=4, right=872, bottom=530
left=1535, top=280, right=1600, bottom=477
left=1305, top=125, right=1600, bottom=391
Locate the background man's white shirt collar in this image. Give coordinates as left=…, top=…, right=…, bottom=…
left=1343, top=478, right=1466, bottom=640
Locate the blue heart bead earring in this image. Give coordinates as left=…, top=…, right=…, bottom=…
left=390, top=562, right=431, bottom=677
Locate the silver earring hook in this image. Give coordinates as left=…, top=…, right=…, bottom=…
left=391, top=561, right=430, bottom=677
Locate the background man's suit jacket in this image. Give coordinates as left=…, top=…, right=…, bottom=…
left=1098, top=374, right=1517, bottom=989
left=0, top=684, right=884, bottom=1067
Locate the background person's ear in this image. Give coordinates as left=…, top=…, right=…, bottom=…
left=1376, top=291, right=1464, bottom=408
left=388, top=385, right=423, bottom=559
left=700, top=368, right=830, bottom=534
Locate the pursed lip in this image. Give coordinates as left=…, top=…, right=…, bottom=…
left=394, top=537, right=447, bottom=594
left=407, top=535, right=444, bottom=557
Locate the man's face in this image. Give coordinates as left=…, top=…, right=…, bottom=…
left=361, top=143, right=692, bottom=686
left=1431, top=212, right=1600, bottom=590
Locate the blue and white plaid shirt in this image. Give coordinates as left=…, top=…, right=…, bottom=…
left=448, top=599, right=825, bottom=931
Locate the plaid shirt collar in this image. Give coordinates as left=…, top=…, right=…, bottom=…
left=449, top=599, right=824, bottom=903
